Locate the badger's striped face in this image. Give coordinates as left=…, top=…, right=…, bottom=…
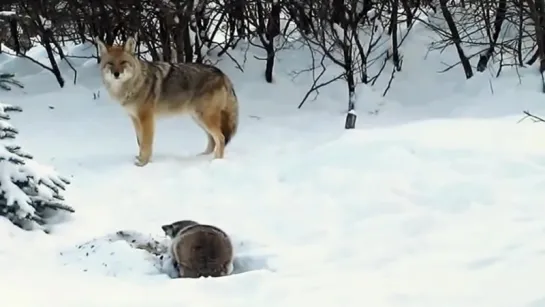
left=161, top=220, right=199, bottom=238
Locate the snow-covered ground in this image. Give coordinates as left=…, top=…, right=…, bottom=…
left=2, top=20, right=545, bottom=307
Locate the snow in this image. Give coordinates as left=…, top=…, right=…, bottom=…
left=0, top=11, right=15, bottom=17
left=38, top=15, right=52, bottom=30
left=1, top=21, right=545, bottom=307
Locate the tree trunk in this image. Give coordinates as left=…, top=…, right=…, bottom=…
left=439, top=0, right=473, bottom=79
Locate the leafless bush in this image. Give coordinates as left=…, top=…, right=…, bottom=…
left=0, top=0, right=543, bottom=129
left=419, top=0, right=542, bottom=81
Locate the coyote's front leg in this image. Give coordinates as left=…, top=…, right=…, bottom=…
left=134, top=110, right=155, bottom=167
left=129, top=115, right=142, bottom=147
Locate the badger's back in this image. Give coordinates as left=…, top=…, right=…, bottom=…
left=174, top=224, right=233, bottom=278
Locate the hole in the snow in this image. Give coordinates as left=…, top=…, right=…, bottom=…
left=159, top=243, right=276, bottom=278
left=232, top=253, right=275, bottom=274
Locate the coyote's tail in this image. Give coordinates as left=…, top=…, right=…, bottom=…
left=221, top=77, right=239, bottom=146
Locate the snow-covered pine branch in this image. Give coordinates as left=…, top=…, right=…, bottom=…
left=0, top=102, right=74, bottom=231
left=0, top=11, right=16, bottom=17
left=0, top=73, right=24, bottom=91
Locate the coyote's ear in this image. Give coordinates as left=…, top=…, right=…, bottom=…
left=124, top=37, right=137, bottom=54
left=94, top=36, right=107, bottom=57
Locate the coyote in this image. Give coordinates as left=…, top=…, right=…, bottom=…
left=161, top=220, right=234, bottom=278
left=94, top=37, right=239, bottom=166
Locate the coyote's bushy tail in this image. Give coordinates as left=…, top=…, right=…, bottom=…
left=221, top=77, right=239, bottom=146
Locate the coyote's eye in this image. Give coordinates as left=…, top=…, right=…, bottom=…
left=106, top=62, right=114, bottom=66
left=120, top=61, right=128, bottom=65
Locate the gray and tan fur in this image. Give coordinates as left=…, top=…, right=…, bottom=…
left=94, top=36, right=239, bottom=167
left=161, top=220, right=234, bottom=278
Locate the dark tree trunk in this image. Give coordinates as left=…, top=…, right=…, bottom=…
left=439, top=0, right=473, bottom=79
left=477, top=0, right=507, bottom=71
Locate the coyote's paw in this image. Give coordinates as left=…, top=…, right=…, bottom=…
left=134, top=155, right=150, bottom=167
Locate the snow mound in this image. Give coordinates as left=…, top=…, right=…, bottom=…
left=58, top=229, right=276, bottom=280
left=58, top=230, right=174, bottom=279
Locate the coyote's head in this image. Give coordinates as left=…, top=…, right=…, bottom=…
left=95, top=36, right=139, bottom=86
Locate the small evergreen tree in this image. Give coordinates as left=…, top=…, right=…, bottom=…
left=0, top=101, right=74, bottom=231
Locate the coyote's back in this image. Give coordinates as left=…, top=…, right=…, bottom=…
left=155, top=61, right=239, bottom=144
left=95, top=36, right=239, bottom=166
